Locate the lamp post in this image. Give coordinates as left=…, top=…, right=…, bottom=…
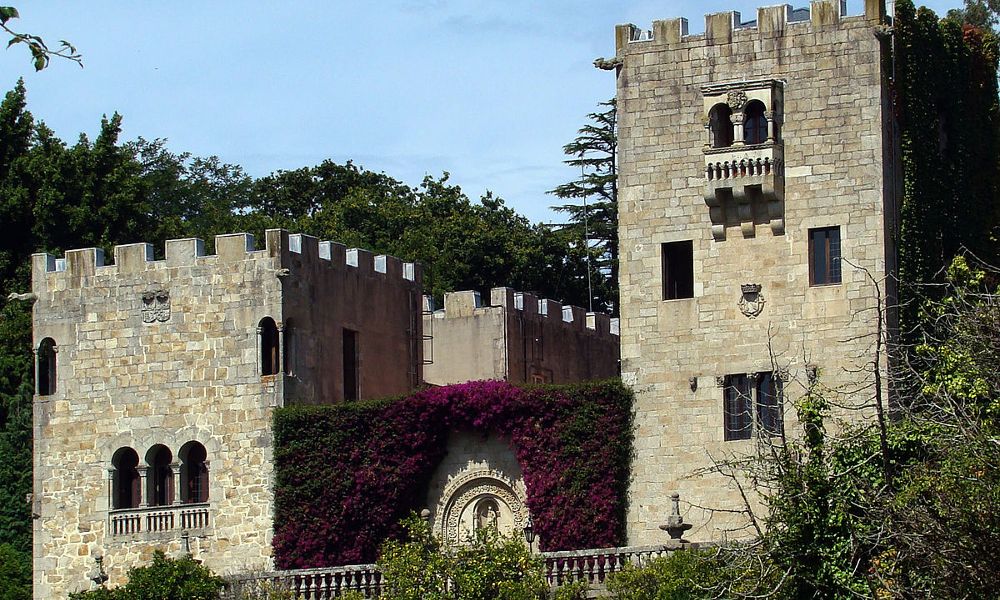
left=523, top=515, right=536, bottom=552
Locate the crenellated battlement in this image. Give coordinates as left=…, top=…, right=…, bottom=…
left=31, top=229, right=421, bottom=292
left=615, top=0, right=884, bottom=53
left=424, top=287, right=619, bottom=338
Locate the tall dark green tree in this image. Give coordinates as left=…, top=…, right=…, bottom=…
left=549, top=99, right=618, bottom=315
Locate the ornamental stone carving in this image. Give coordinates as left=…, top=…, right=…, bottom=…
left=141, top=289, right=170, bottom=323
left=738, top=283, right=765, bottom=318
left=726, top=90, right=747, bottom=109
left=433, top=468, right=527, bottom=545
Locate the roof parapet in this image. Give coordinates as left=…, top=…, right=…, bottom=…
left=31, top=229, right=421, bottom=290
left=617, top=0, right=881, bottom=51
left=429, top=287, right=618, bottom=337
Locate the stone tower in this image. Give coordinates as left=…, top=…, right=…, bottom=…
left=30, top=229, right=422, bottom=598
left=614, top=0, right=897, bottom=543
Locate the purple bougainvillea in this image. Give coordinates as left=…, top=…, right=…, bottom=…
left=272, top=379, right=633, bottom=569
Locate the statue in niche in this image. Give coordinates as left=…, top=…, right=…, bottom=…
left=476, top=498, right=500, bottom=532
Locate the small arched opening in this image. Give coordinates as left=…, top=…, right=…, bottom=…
left=259, top=317, right=280, bottom=376
left=179, top=441, right=209, bottom=504
left=37, top=338, right=57, bottom=396
left=709, top=104, right=734, bottom=148
left=743, top=100, right=768, bottom=145
left=145, top=444, right=174, bottom=507
left=111, top=447, right=141, bottom=510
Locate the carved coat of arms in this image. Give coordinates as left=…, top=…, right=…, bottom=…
left=738, top=283, right=765, bottom=318
left=141, top=289, right=170, bottom=323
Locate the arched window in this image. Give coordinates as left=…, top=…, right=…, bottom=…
left=259, top=317, right=280, bottom=376
left=709, top=104, right=734, bottom=148
left=146, top=445, right=173, bottom=507
left=37, top=338, right=56, bottom=396
left=179, top=441, right=209, bottom=504
left=111, top=447, right=141, bottom=509
left=743, top=100, right=768, bottom=145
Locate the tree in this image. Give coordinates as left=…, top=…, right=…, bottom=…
left=549, top=100, right=618, bottom=315
left=0, top=7, right=81, bottom=71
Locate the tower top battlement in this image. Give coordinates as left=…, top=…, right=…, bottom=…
left=615, top=0, right=884, bottom=52
left=31, top=228, right=421, bottom=292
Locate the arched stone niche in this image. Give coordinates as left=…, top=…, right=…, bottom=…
left=426, top=431, right=528, bottom=545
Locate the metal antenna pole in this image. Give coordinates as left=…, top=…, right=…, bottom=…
left=583, top=164, right=593, bottom=313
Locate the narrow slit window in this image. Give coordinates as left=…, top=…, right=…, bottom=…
left=343, top=328, right=359, bottom=401
left=809, top=226, right=842, bottom=286
left=662, top=241, right=694, bottom=300
left=37, top=338, right=57, bottom=396
left=259, top=317, right=280, bottom=376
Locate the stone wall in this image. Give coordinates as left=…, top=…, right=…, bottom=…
left=30, top=229, right=423, bottom=599
left=422, top=287, right=619, bottom=386
left=615, top=0, right=896, bottom=543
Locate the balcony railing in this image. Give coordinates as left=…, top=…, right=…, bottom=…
left=109, top=503, right=210, bottom=537
left=703, top=144, right=785, bottom=239
left=222, top=542, right=708, bottom=599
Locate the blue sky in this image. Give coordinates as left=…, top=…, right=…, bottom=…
left=0, top=1, right=956, bottom=224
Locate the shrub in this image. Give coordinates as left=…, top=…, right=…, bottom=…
left=69, top=551, right=223, bottom=600
left=378, top=514, right=548, bottom=600
left=606, top=551, right=723, bottom=600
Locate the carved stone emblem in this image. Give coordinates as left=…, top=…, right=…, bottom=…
left=141, top=289, right=170, bottom=323
left=727, top=90, right=747, bottom=109
left=738, top=283, right=765, bottom=318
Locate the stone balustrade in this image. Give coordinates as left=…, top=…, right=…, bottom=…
left=109, top=503, right=210, bottom=537
left=222, top=542, right=709, bottom=599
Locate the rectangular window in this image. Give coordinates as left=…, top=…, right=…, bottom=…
left=343, top=328, right=359, bottom=401
left=809, top=226, right=841, bottom=285
left=723, top=374, right=752, bottom=441
left=662, top=241, right=694, bottom=300
left=755, top=372, right=784, bottom=435
left=723, top=372, right=783, bottom=440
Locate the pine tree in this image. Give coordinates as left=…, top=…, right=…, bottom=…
left=548, top=100, right=618, bottom=315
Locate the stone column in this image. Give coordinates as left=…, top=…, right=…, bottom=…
left=138, top=467, right=149, bottom=508
left=765, top=111, right=776, bottom=142
left=732, top=111, right=745, bottom=146
left=170, top=462, right=181, bottom=505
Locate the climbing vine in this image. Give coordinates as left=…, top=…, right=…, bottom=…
left=894, top=0, right=1000, bottom=333
left=272, top=379, right=633, bottom=569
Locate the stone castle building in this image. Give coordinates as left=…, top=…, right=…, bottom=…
left=28, top=0, right=903, bottom=594
left=29, top=229, right=619, bottom=598
left=615, top=0, right=896, bottom=543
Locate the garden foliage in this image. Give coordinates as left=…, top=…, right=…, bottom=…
left=68, top=551, right=223, bottom=600
left=378, top=514, right=549, bottom=600
left=272, top=379, right=633, bottom=569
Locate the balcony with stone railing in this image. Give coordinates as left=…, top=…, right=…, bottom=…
left=109, top=503, right=211, bottom=538
left=221, top=541, right=709, bottom=599
left=703, top=143, right=785, bottom=240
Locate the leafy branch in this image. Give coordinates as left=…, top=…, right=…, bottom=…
left=0, top=7, right=81, bottom=71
